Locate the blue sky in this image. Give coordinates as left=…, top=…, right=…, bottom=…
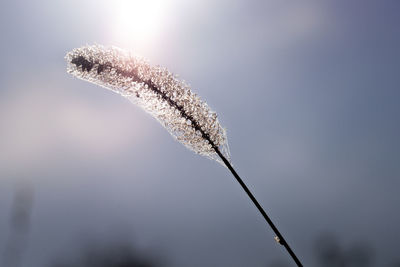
left=0, top=1, right=399, bottom=266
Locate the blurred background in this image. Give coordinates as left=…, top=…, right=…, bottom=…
left=0, top=0, right=399, bottom=266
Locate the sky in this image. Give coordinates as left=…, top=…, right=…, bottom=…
left=0, top=0, right=399, bottom=266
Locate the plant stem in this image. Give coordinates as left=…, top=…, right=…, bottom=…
left=214, top=148, right=303, bottom=267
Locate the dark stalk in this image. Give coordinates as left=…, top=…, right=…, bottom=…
left=214, top=148, right=303, bottom=267
left=71, top=55, right=303, bottom=265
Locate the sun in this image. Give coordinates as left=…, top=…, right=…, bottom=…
left=112, top=0, right=169, bottom=45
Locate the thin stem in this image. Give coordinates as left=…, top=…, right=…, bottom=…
left=214, top=148, right=303, bottom=267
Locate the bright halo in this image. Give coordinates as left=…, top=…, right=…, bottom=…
left=112, top=0, right=168, bottom=44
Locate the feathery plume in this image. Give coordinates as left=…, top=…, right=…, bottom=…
left=65, top=44, right=303, bottom=267
left=65, top=44, right=230, bottom=163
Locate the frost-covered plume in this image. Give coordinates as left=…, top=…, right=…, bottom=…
left=66, top=45, right=230, bottom=163
left=65, top=44, right=303, bottom=267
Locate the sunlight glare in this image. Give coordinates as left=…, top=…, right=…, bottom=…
left=113, top=0, right=169, bottom=44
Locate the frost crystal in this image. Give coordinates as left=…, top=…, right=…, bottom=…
left=66, top=45, right=230, bottom=163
